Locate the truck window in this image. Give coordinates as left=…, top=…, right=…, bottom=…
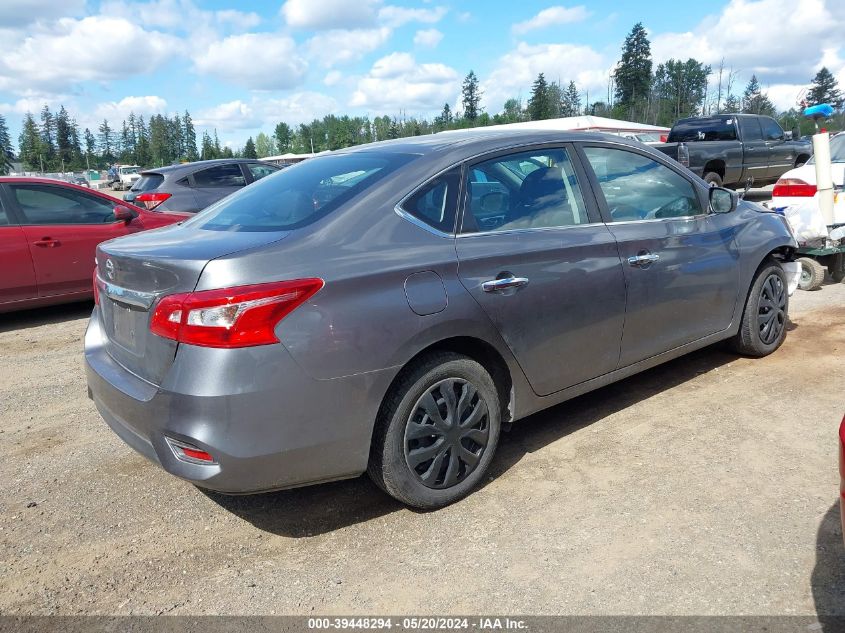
left=760, top=117, right=784, bottom=141
left=738, top=117, right=763, bottom=141
left=667, top=118, right=737, bottom=143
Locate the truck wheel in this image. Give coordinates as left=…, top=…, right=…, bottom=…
left=731, top=260, right=788, bottom=357
left=828, top=253, right=845, bottom=283
left=797, top=257, right=825, bottom=291
left=704, top=172, right=723, bottom=187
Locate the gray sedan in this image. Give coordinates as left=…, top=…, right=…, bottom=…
left=85, top=130, right=797, bottom=508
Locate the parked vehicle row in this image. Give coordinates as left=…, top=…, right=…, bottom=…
left=85, top=130, right=797, bottom=509
left=656, top=113, right=813, bottom=188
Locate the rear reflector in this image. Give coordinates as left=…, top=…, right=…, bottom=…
left=150, top=279, right=324, bottom=348
left=166, top=437, right=216, bottom=464
left=772, top=178, right=817, bottom=197
left=135, top=192, right=172, bottom=210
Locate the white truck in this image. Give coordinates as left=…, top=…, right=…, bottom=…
left=110, top=165, right=141, bottom=191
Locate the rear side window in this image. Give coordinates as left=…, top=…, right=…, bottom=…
left=668, top=118, right=737, bottom=142
left=192, top=163, right=246, bottom=188
left=132, top=174, right=164, bottom=192
left=738, top=117, right=763, bottom=141
left=189, top=152, right=416, bottom=232
left=400, top=168, right=460, bottom=234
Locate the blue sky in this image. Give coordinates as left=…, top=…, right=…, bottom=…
left=1, top=0, right=843, bottom=150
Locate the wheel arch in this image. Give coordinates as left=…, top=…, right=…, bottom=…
left=703, top=159, right=726, bottom=179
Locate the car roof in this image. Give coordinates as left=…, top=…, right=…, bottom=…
left=141, top=158, right=263, bottom=176
left=332, top=128, right=636, bottom=157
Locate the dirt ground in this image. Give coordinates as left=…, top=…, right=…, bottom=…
left=0, top=281, right=843, bottom=616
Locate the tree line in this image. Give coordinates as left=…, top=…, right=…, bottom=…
left=2, top=21, right=844, bottom=175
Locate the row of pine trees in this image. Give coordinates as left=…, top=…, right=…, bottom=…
left=2, top=22, right=844, bottom=175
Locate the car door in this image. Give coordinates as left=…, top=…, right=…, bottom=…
left=7, top=183, right=136, bottom=297
left=761, top=116, right=794, bottom=180
left=0, top=188, right=38, bottom=304
left=190, top=163, right=247, bottom=210
left=736, top=116, right=768, bottom=185
left=455, top=145, right=627, bottom=396
left=577, top=143, right=741, bottom=367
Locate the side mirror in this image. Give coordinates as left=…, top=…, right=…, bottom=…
left=709, top=187, right=736, bottom=214
left=113, top=205, right=135, bottom=223
left=784, top=130, right=793, bottom=140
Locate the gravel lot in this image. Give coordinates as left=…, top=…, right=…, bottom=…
left=1, top=279, right=843, bottom=616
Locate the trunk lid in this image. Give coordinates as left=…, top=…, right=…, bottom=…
left=96, top=224, right=289, bottom=385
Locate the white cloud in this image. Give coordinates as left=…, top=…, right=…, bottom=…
left=324, top=71, right=344, bottom=86
left=414, top=28, right=443, bottom=48
left=377, top=5, right=447, bottom=28
left=306, top=28, right=392, bottom=67
left=512, top=6, right=591, bottom=35
left=215, top=9, right=262, bottom=30
left=281, top=0, right=379, bottom=30
left=192, top=33, right=307, bottom=90
left=652, top=0, right=844, bottom=84
left=94, top=96, right=168, bottom=122
left=195, top=93, right=339, bottom=131
left=483, top=42, right=608, bottom=113
left=0, top=16, right=180, bottom=94
left=350, top=53, right=460, bottom=111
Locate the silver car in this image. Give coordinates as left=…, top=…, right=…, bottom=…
left=85, top=130, right=797, bottom=508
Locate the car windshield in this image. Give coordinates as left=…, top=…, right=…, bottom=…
left=187, top=152, right=417, bottom=232
left=808, top=134, right=845, bottom=164
left=120, top=167, right=140, bottom=175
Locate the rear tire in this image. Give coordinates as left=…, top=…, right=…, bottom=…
left=368, top=352, right=501, bottom=509
left=731, top=260, right=788, bottom=357
left=797, top=256, right=825, bottom=291
left=704, top=172, right=723, bottom=187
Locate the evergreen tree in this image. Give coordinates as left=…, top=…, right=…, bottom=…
left=243, top=136, right=258, bottom=158
left=741, top=75, right=776, bottom=116
left=500, top=98, right=523, bottom=123
left=461, top=70, right=483, bottom=121
left=0, top=114, right=13, bottom=175
left=724, top=94, right=741, bottom=113
left=547, top=81, right=563, bottom=118
left=561, top=81, right=581, bottom=117
left=255, top=132, right=276, bottom=158
left=40, top=105, right=57, bottom=168
left=18, top=113, right=42, bottom=170
left=274, top=122, right=293, bottom=153
left=652, top=59, right=712, bottom=125
left=200, top=131, right=215, bottom=160
left=135, top=115, right=151, bottom=166
left=528, top=73, right=555, bottom=120
left=807, top=67, right=843, bottom=110
left=213, top=129, right=221, bottom=157
left=83, top=128, right=96, bottom=168
left=98, top=119, right=114, bottom=163
left=183, top=110, right=198, bottom=161
left=120, top=121, right=133, bottom=163
left=55, top=106, right=74, bottom=171
left=437, top=103, right=453, bottom=127
left=614, top=22, right=652, bottom=111
left=69, top=120, right=83, bottom=170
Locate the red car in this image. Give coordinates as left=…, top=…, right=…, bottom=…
left=840, top=414, right=845, bottom=546
left=0, top=177, right=184, bottom=313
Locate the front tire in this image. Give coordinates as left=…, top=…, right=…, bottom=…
left=368, top=352, right=501, bottom=509
left=731, top=260, right=788, bottom=357
left=704, top=172, right=723, bottom=187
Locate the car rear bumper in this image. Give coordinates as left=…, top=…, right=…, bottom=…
left=84, top=308, right=395, bottom=493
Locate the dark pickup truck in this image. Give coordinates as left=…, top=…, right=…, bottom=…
left=656, top=113, right=812, bottom=188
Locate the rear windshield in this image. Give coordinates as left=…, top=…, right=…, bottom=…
left=668, top=118, right=737, bottom=143
left=131, top=174, right=164, bottom=192
left=808, top=134, right=845, bottom=164
left=188, top=152, right=415, bottom=232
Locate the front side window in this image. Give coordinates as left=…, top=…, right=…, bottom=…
left=248, top=163, right=280, bottom=182
left=189, top=152, right=416, bottom=232
left=582, top=147, right=703, bottom=221
left=192, top=163, right=246, bottom=188
left=400, top=168, right=460, bottom=234
left=461, top=148, right=589, bottom=233
left=10, top=185, right=119, bottom=225
left=761, top=117, right=784, bottom=141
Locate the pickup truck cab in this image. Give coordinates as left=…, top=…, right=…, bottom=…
left=656, top=114, right=812, bottom=188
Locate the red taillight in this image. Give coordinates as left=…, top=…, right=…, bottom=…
left=660, top=134, right=668, bottom=143
left=149, top=279, right=324, bottom=348
left=772, top=178, right=817, bottom=198
left=135, top=192, right=171, bottom=210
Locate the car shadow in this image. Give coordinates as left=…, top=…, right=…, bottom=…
left=812, top=500, right=845, bottom=629
left=208, top=344, right=738, bottom=537
left=0, top=300, right=93, bottom=334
